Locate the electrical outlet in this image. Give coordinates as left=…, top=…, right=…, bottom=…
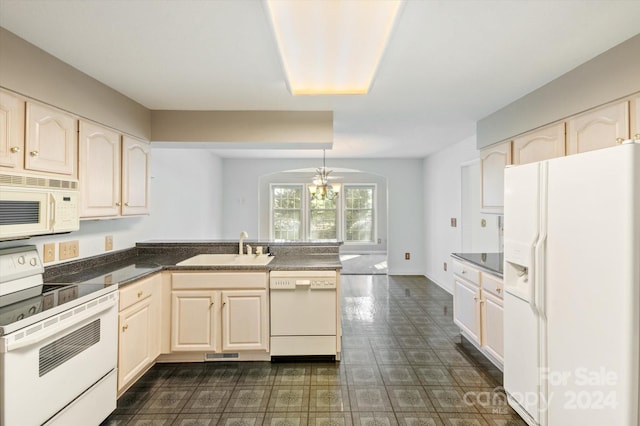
left=59, top=240, right=79, bottom=260
left=105, top=235, right=113, bottom=251
left=443, top=262, right=447, bottom=271
left=43, top=243, right=55, bottom=263
left=450, top=218, right=457, bottom=227
left=405, top=252, right=410, bottom=260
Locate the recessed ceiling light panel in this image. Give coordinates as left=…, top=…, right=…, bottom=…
left=266, top=0, right=404, bottom=95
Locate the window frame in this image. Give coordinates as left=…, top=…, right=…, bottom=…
left=342, top=184, right=377, bottom=245
left=269, top=182, right=377, bottom=243
left=270, top=183, right=305, bottom=241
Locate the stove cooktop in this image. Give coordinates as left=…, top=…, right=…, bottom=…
left=0, top=282, right=117, bottom=328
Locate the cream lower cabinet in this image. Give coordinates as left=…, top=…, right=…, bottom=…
left=452, top=257, right=504, bottom=369
left=453, top=277, right=481, bottom=344
left=171, top=272, right=269, bottom=354
left=481, top=291, right=504, bottom=364
left=117, top=273, right=161, bottom=395
left=171, top=290, right=220, bottom=351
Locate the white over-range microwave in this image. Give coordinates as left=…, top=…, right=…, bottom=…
left=0, top=172, right=79, bottom=240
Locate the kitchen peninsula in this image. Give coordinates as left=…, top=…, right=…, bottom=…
left=42, top=240, right=342, bottom=396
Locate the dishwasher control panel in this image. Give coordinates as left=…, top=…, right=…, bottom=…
left=270, top=273, right=337, bottom=290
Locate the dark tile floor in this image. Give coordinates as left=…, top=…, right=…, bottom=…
left=102, top=275, right=526, bottom=426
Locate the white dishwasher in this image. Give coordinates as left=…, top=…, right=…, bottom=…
left=270, top=270, right=339, bottom=357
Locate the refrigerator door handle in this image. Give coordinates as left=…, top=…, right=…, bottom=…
left=528, top=238, right=537, bottom=312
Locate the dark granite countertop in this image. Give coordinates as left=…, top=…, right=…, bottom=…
left=451, top=252, right=503, bottom=277
left=44, top=241, right=342, bottom=287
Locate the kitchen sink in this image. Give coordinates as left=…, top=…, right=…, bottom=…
left=176, top=253, right=274, bottom=266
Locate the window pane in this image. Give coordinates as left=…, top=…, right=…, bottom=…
left=346, top=188, right=372, bottom=209
left=273, top=210, right=301, bottom=240
left=310, top=209, right=337, bottom=240
left=272, top=185, right=303, bottom=240
left=346, top=209, right=373, bottom=241
left=273, top=187, right=301, bottom=209
left=345, top=186, right=374, bottom=242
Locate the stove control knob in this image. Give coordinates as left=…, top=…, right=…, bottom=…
left=30, top=258, right=38, bottom=266
left=17, top=256, right=25, bottom=265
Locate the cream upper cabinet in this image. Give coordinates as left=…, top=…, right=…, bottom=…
left=79, top=124, right=150, bottom=219
left=566, top=100, right=629, bottom=155
left=631, top=95, right=640, bottom=142
left=121, top=136, right=150, bottom=216
left=480, top=140, right=512, bottom=213
left=79, top=121, right=121, bottom=217
left=25, top=102, right=77, bottom=177
left=513, top=122, right=565, bottom=165
left=0, top=90, right=25, bottom=170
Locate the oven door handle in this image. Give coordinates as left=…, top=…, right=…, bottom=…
left=5, top=296, right=117, bottom=352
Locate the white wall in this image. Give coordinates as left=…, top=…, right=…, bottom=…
left=223, top=158, right=424, bottom=275
left=0, top=148, right=223, bottom=264
left=423, top=135, right=479, bottom=292
left=142, top=148, right=223, bottom=240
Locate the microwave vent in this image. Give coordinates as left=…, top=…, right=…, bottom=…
left=0, top=173, right=77, bottom=190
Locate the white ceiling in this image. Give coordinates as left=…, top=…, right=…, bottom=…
left=0, top=0, right=639, bottom=159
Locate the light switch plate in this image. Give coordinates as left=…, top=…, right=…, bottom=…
left=105, top=235, right=113, bottom=251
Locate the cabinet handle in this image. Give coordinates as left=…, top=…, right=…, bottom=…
left=122, top=324, right=128, bottom=332
left=496, top=287, right=502, bottom=293
left=473, top=296, right=479, bottom=302
left=124, top=202, right=129, bottom=206
left=462, top=270, right=467, bottom=274
left=29, top=150, right=39, bottom=157
left=115, top=202, right=121, bottom=206
left=616, top=137, right=625, bottom=144
left=137, top=291, right=143, bottom=298
left=10, top=146, right=21, bottom=153
left=634, top=134, right=640, bottom=141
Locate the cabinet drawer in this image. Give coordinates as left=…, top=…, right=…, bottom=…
left=172, top=272, right=268, bottom=290
left=452, top=260, right=480, bottom=285
left=119, top=278, right=153, bottom=311
left=482, top=272, right=503, bottom=299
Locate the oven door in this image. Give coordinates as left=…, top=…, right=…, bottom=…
left=0, top=294, right=118, bottom=426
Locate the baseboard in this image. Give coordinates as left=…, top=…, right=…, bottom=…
left=424, top=273, right=453, bottom=295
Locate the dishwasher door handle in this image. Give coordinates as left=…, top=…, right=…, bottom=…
left=295, top=280, right=311, bottom=286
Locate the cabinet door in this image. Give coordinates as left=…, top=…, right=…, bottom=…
left=0, top=90, right=25, bottom=169
left=513, top=122, right=565, bottom=165
left=566, top=101, right=629, bottom=154
left=631, top=95, right=640, bottom=142
left=25, top=102, right=77, bottom=176
left=482, top=291, right=504, bottom=365
left=121, top=136, right=150, bottom=216
left=480, top=140, right=511, bottom=213
left=118, top=297, right=152, bottom=392
left=79, top=121, right=121, bottom=217
left=453, top=278, right=481, bottom=345
left=171, top=290, right=219, bottom=352
left=221, top=290, right=269, bottom=352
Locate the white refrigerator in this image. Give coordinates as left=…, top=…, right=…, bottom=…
left=503, top=141, right=640, bottom=426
